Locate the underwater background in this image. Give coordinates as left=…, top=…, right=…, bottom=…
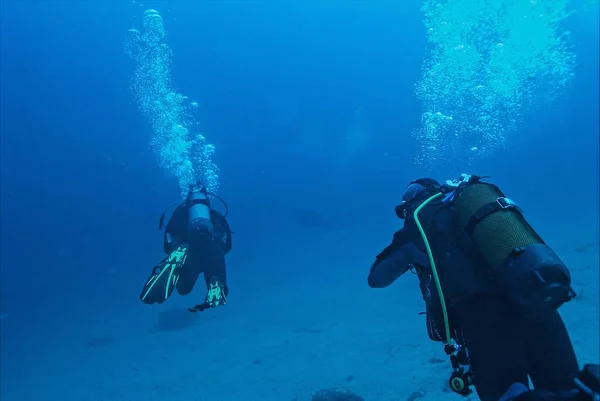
left=0, top=1, right=598, bottom=400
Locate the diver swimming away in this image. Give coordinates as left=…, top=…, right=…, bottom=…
left=367, top=174, right=599, bottom=401
left=140, top=181, right=232, bottom=312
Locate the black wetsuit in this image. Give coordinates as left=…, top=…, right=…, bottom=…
left=164, top=205, right=232, bottom=297
left=368, top=201, right=580, bottom=401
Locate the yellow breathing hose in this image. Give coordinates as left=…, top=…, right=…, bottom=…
left=413, top=192, right=453, bottom=347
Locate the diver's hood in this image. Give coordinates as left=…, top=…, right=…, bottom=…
left=395, top=178, right=441, bottom=219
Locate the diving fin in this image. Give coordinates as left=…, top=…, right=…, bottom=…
left=140, top=244, right=189, bottom=304
left=188, top=278, right=227, bottom=312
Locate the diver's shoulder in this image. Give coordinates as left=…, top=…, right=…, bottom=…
left=210, top=208, right=227, bottom=220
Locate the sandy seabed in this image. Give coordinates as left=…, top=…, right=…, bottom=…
left=1, top=231, right=598, bottom=401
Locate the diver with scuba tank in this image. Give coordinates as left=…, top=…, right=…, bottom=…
left=367, top=173, right=597, bottom=401
left=140, top=181, right=232, bottom=312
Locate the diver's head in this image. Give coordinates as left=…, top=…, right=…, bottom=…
left=395, top=178, right=441, bottom=219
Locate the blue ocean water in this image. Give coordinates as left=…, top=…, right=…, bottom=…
left=0, top=1, right=598, bottom=400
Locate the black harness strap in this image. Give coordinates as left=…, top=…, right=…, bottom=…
left=466, top=197, right=522, bottom=236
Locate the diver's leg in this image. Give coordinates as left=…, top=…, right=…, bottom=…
left=458, top=297, right=529, bottom=401
left=525, top=310, right=579, bottom=392
left=175, top=252, right=202, bottom=296
left=202, top=240, right=229, bottom=296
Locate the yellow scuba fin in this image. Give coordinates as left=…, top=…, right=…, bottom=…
left=140, top=244, right=189, bottom=304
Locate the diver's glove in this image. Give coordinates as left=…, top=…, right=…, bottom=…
left=501, top=364, right=600, bottom=401
left=503, top=387, right=597, bottom=401
left=497, top=383, right=560, bottom=401
left=508, top=389, right=560, bottom=401
left=509, top=389, right=598, bottom=401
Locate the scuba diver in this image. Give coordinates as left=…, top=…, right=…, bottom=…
left=140, top=181, right=232, bottom=312
left=367, top=174, right=599, bottom=401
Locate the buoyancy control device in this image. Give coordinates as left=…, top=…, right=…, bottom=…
left=158, top=181, right=231, bottom=251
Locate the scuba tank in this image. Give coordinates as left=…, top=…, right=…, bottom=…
left=448, top=174, right=575, bottom=312
left=158, top=182, right=231, bottom=249
left=185, top=181, right=214, bottom=243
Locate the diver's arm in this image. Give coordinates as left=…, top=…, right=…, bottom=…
left=209, top=209, right=233, bottom=254
left=367, top=229, right=416, bottom=288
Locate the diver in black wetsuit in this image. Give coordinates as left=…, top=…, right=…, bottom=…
left=367, top=174, right=598, bottom=401
left=140, top=182, right=232, bottom=312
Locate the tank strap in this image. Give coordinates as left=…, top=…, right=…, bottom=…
left=188, top=197, right=211, bottom=207
left=466, top=197, right=522, bottom=236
